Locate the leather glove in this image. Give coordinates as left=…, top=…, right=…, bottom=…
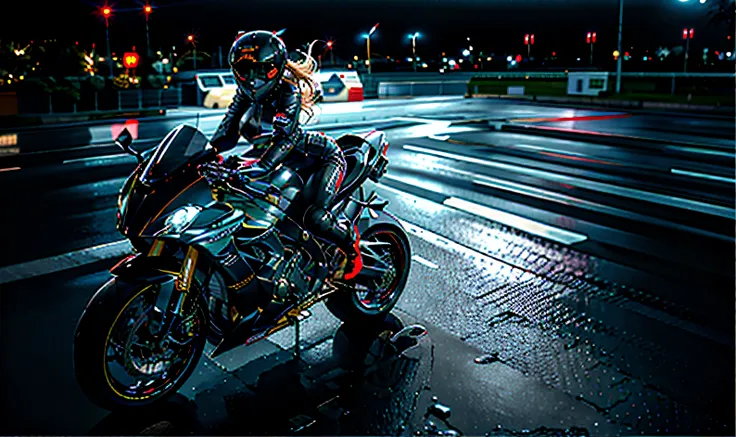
left=238, top=162, right=271, bottom=182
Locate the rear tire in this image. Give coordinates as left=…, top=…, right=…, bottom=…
left=326, top=225, right=411, bottom=324
left=73, top=277, right=207, bottom=411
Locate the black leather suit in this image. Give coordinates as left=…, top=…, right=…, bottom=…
left=210, top=80, right=354, bottom=253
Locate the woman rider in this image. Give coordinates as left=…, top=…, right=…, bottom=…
left=209, top=30, right=362, bottom=282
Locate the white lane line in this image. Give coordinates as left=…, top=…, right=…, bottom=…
left=63, top=153, right=130, bottom=164
left=443, top=197, right=588, bottom=245
left=428, top=134, right=450, bottom=141
left=668, top=146, right=735, bottom=158
left=0, top=240, right=132, bottom=286
left=398, top=218, right=490, bottom=262
left=403, top=144, right=734, bottom=220
left=379, top=179, right=587, bottom=246
left=411, top=255, right=439, bottom=269
left=670, top=168, right=736, bottom=184
left=0, top=167, right=21, bottom=172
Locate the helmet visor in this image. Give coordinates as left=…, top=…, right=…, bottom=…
left=232, top=58, right=279, bottom=83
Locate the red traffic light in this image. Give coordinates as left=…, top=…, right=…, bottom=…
left=530, top=34, right=535, bottom=45
left=123, top=52, right=140, bottom=69
left=586, top=32, right=591, bottom=43
left=102, top=6, right=111, bottom=16
left=592, top=32, right=597, bottom=43
left=524, top=34, right=529, bottom=44
left=682, top=28, right=688, bottom=40
left=689, top=28, right=694, bottom=39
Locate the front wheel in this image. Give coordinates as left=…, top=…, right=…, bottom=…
left=326, top=225, right=411, bottom=324
left=73, top=277, right=207, bottom=410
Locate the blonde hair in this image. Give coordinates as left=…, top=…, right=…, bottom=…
left=282, top=40, right=322, bottom=124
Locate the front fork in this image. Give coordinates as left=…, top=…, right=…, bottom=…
left=151, top=241, right=199, bottom=338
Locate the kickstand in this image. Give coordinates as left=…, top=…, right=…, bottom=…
left=289, top=314, right=301, bottom=361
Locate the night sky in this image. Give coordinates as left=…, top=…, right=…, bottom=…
left=2, top=0, right=732, bottom=60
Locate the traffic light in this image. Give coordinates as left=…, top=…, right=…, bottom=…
left=683, top=28, right=688, bottom=40
left=525, top=34, right=529, bottom=44
left=587, top=32, right=592, bottom=43
left=592, top=32, right=597, bottom=43
left=327, top=41, right=333, bottom=48
left=530, top=34, right=535, bottom=45
left=187, top=35, right=194, bottom=42
left=689, top=28, right=694, bottom=39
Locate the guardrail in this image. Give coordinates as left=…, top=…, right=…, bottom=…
left=377, top=80, right=469, bottom=98
left=13, top=88, right=183, bottom=115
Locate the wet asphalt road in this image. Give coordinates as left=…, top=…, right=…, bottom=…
left=0, top=97, right=733, bottom=436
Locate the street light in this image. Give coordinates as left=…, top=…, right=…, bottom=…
left=187, top=35, right=197, bottom=70
left=408, top=32, right=420, bottom=72
left=326, top=40, right=335, bottom=65
left=101, top=5, right=114, bottom=79
left=143, top=4, right=153, bottom=57
left=364, top=23, right=379, bottom=74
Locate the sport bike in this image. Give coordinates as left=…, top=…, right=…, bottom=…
left=73, top=123, right=411, bottom=410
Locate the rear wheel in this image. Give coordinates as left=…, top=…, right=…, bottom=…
left=74, top=278, right=207, bottom=410
left=326, top=226, right=411, bottom=324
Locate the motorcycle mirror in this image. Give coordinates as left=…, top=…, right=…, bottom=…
left=114, top=128, right=144, bottom=164
left=114, top=128, right=134, bottom=149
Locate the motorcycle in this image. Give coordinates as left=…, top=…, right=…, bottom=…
left=73, top=123, right=411, bottom=410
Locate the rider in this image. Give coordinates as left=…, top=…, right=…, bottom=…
left=209, top=30, right=362, bottom=281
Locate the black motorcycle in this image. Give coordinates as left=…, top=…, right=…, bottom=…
left=73, top=123, right=411, bottom=410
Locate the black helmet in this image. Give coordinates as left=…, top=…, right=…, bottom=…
left=229, top=30, right=288, bottom=101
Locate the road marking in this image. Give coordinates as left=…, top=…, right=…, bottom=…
left=380, top=177, right=587, bottom=246
left=63, top=153, right=130, bottom=164
left=670, top=168, right=736, bottom=184
left=411, top=255, right=439, bottom=269
left=668, top=146, right=735, bottom=158
left=0, top=240, right=132, bottom=286
left=443, top=197, right=588, bottom=245
left=510, top=113, right=631, bottom=123
left=398, top=219, right=490, bottom=263
left=402, top=144, right=734, bottom=220
left=428, top=134, right=450, bottom=141
left=0, top=167, right=20, bottom=172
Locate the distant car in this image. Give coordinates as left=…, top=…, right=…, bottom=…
left=197, top=72, right=237, bottom=109
left=203, top=87, right=237, bottom=109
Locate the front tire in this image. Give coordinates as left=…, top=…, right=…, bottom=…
left=326, top=225, right=411, bottom=324
left=73, top=277, right=207, bottom=410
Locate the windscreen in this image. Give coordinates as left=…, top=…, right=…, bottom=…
left=141, top=125, right=209, bottom=184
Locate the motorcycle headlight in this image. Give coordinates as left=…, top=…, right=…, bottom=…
left=165, top=205, right=202, bottom=234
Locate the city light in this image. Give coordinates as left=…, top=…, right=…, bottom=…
left=407, top=57, right=413, bottom=62
left=511, top=60, right=517, bottom=66
left=442, top=57, right=448, bottom=62
left=326, top=41, right=333, bottom=48
left=700, top=0, right=707, bottom=3
left=486, top=57, right=492, bottom=61
left=506, top=55, right=513, bottom=62
left=353, top=55, right=359, bottom=61
left=462, top=49, right=470, bottom=57
left=162, top=58, right=169, bottom=64
left=187, top=35, right=194, bottom=42
left=422, top=63, right=428, bottom=68
left=448, top=59, right=456, bottom=66
left=102, top=6, right=111, bottom=16
left=144, top=4, right=152, bottom=13
left=728, top=52, right=733, bottom=57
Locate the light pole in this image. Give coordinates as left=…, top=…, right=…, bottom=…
left=683, top=28, right=694, bottom=72
left=143, top=4, right=153, bottom=57
left=615, top=0, right=624, bottom=93
left=188, top=34, right=196, bottom=70
left=364, top=23, right=379, bottom=74
left=409, top=32, right=420, bottom=72
left=326, top=40, right=335, bottom=66
left=587, top=32, right=597, bottom=65
left=101, top=6, right=114, bottom=79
